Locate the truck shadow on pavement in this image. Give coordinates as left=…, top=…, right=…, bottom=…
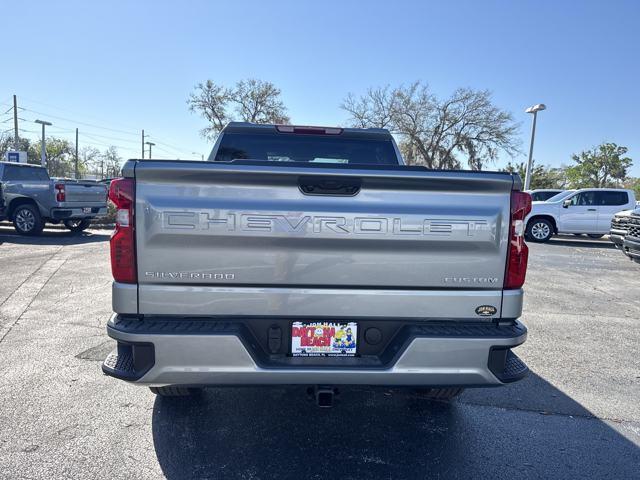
left=0, top=225, right=110, bottom=246
left=151, top=373, right=639, bottom=479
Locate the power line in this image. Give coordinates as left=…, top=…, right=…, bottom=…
left=0, top=103, right=24, bottom=112
left=79, top=132, right=137, bottom=151
left=48, top=126, right=140, bottom=145
left=146, top=137, right=193, bottom=155
left=152, top=144, right=188, bottom=158
left=21, top=107, right=139, bottom=136
left=23, top=108, right=199, bottom=156
left=22, top=98, right=202, bottom=153
left=10, top=96, right=202, bottom=157
left=19, top=96, right=142, bottom=133
left=146, top=144, right=198, bottom=158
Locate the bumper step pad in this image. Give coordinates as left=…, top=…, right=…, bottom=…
left=502, top=350, right=529, bottom=380
left=102, top=341, right=154, bottom=381
left=489, top=349, right=529, bottom=383
left=103, top=350, right=135, bottom=376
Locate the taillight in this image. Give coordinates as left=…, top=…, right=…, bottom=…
left=108, top=178, right=136, bottom=283
left=504, top=191, right=532, bottom=289
left=55, top=183, right=65, bottom=202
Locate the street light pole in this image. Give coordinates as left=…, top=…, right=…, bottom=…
left=13, top=95, right=19, bottom=149
left=75, top=128, right=79, bottom=179
left=524, top=104, right=546, bottom=190
left=145, top=141, right=155, bottom=158
left=34, top=119, right=53, bottom=168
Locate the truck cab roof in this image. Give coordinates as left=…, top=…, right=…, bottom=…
left=208, top=122, right=403, bottom=165
left=221, top=122, right=393, bottom=139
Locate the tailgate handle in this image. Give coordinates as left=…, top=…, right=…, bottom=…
left=298, top=176, right=361, bottom=196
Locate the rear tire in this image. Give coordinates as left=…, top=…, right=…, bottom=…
left=587, top=234, right=604, bottom=239
left=13, top=204, right=44, bottom=236
left=414, top=387, right=464, bottom=401
left=64, top=219, right=91, bottom=232
left=149, top=386, right=201, bottom=397
left=526, top=218, right=554, bottom=243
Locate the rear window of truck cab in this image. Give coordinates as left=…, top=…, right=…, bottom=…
left=212, top=133, right=399, bottom=165
left=2, top=164, right=49, bottom=181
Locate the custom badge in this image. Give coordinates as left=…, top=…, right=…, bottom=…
left=475, top=305, right=497, bottom=317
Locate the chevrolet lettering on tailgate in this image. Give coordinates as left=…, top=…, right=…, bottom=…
left=162, top=211, right=490, bottom=237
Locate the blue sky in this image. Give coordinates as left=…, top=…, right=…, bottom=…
left=2, top=0, right=639, bottom=175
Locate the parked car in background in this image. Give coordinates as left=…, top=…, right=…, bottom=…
left=526, top=189, right=565, bottom=202
left=609, top=209, right=634, bottom=249
left=622, top=208, right=640, bottom=264
left=525, top=188, right=636, bottom=242
left=0, top=161, right=108, bottom=235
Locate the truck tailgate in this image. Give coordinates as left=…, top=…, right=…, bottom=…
left=63, top=182, right=107, bottom=204
left=131, top=161, right=517, bottom=318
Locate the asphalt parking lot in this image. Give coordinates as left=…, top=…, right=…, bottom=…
left=0, top=224, right=639, bottom=479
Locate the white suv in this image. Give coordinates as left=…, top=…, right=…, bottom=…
left=525, top=188, right=636, bottom=242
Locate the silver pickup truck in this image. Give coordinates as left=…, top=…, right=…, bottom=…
left=102, top=122, right=532, bottom=405
left=0, top=162, right=108, bottom=235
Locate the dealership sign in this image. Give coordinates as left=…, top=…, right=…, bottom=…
left=5, top=151, right=28, bottom=163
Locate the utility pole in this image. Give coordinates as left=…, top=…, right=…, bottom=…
left=145, top=141, right=155, bottom=158
left=141, top=130, right=145, bottom=159
left=34, top=119, right=52, bottom=168
left=75, top=128, right=79, bottom=179
left=524, top=104, right=546, bottom=190
left=13, top=95, right=19, bottom=149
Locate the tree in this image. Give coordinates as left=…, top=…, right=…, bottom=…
left=26, top=137, right=75, bottom=177
left=502, top=160, right=568, bottom=189
left=188, top=78, right=290, bottom=140
left=566, top=143, right=632, bottom=188
left=101, top=146, right=122, bottom=178
left=502, top=160, right=527, bottom=180
left=622, top=177, right=640, bottom=199
left=341, top=82, right=520, bottom=170
left=0, top=134, right=37, bottom=163
left=79, top=146, right=101, bottom=178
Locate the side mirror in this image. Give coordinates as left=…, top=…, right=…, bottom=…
left=563, top=199, right=571, bottom=208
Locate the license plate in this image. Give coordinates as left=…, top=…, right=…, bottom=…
left=291, top=322, right=357, bottom=357
left=82, top=207, right=92, bottom=213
